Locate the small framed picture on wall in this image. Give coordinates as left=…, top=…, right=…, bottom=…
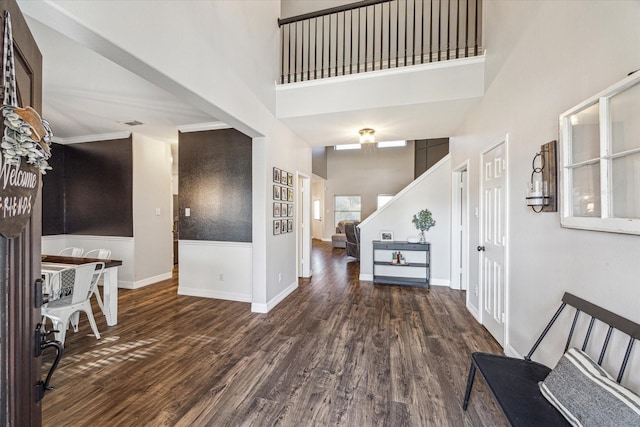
left=287, top=173, right=293, bottom=187
left=273, top=202, right=280, bottom=217
left=273, top=167, right=281, bottom=183
left=281, top=171, right=288, bottom=185
left=380, top=231, right=394, bottom=241
left=288, top=219, right=293, bottom=231
left=273, top=185, right=281, bottom=200
left=273, top=220, right=281, bottom=235
left=281, top=203, right=287, bottom=215
left=287, top=204, right=294, bottom=217
left=281, top=219, right=288, bottom=233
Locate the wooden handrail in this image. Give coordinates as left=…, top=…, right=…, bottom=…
left=278, top=0, right=391, bottom=26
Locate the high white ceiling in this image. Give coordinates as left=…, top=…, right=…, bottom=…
left=25, top=11, right=479, bottom=151
left=25, top=17, right=217, bottom=145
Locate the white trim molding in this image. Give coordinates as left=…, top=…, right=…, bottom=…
left=466, top=302, right=480, bottom=322
left=251, top=280, right=298, bottom=313
left=177, top=121, right=231, bottom=133
left=178, top=286, right=252, bottom=302
left=276, top=55, right=485, bottom=90
left=179, top=240, right=252, bottom=248
left=52, top=131, right=131, bottom=145
left=505, top=344, right=522, bottom=359
left=118, top=272, right=172, bottom=290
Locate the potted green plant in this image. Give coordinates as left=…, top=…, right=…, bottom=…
left=412, top=209, right=436, bottom=244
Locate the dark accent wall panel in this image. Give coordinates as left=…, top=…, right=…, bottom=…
left=63, top=137, right=133, bottom=236
left=42, top=143, right=65, bottom=235
left=179, top=129, right=252, bottom=242
left=415, top=138, right=449, bottom=178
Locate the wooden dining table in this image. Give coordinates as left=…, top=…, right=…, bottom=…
left=41, top=255, right=123, bottom=326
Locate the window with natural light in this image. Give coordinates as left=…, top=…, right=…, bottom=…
left=334, top=195, right=361, bottom=227
left=560, top=71, right=640, bottom=234
left=377, top=140, right=406, bottom=148
left=313, top=200, right=321, bottom=220
left=334, top=143, right=361, bottom=150
left=377, top=194, right=394, bottom=209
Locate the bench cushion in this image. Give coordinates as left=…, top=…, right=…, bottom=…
left=540, top=348, right=640, bottom=427
left=471, top=352, right=570, bottom=426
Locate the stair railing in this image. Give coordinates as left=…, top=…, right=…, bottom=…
left=278, top=0, right=483, bottom=84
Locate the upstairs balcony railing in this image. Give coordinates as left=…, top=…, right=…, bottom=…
left=278, top=0, right=482, bottom=84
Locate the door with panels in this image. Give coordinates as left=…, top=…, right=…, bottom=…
left=479, top=139, right=507, bottom=347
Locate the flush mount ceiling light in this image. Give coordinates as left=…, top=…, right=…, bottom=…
left=359, top=128, right=375, bottom=144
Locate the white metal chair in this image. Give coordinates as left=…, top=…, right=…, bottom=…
left=41, top=264, right=77, bottom=302
left=84, top=249, right=111, bottom=259
left=83, top=249, right=111, bottom=313
left=58, top=247, right=84, bottom=257
left=42, top=262, right=105, bottom=345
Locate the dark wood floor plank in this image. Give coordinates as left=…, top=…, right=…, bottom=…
left=42, top=240, right=506, bottom=426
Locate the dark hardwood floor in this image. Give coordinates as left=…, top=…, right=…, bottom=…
left=42, top=240, right=506, bottom=426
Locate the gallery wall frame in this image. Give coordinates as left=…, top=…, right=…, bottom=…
left=273, top=167, right=294, bottom=234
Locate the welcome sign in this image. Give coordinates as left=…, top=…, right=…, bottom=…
left=0, top=153, right=40, bottom=238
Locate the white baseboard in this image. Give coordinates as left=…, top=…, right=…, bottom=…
left=466, top=301, right=480, bottom=321
left=178, top=286, right=252, bottom=302
left=251, top=280, right=298, bottom=313
left=505, top=343, right=522, bottom=358
left=118, top=272, right=172, bottom=289
left=430, top=278, right=451, bottom=287
left=359, top=273, right=373, bottom=281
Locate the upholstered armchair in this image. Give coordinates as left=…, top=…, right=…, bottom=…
left=344, top=222, right=360, bottom=260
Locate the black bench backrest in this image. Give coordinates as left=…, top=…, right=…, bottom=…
left=526, top=292, right=640, bottom=384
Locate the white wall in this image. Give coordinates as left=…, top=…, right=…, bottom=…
left=276, top=57, right=485, bottom=118
left=323, top=143, right=414, bottom=240
left=359, top=156, right=451, bottom=286
left=21, top=1, right=278, bottom=138
left=42, top=235, right=134, bottom=286
left=261, top=123, right=313, bottom=308
left=178, top=241, right=252, bottom=301
left=451, top=1, right=640, bottom=384
left=132, top=134, right=173, bottom=287
left=281, top=0, right=354, bottom=18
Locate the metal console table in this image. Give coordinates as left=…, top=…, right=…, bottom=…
left=372, top=241, right=430, bottom=288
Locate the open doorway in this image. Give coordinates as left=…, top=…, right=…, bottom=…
left=297, top=172, right=312, bottom=278
left=311, top=176, right=326, bottom=241
left=451, top=161, right=469, bottom=293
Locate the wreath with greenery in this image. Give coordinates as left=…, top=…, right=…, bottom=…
left=1, top=105, right=52, bottom=174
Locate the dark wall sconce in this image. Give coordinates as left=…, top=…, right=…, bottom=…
left=526, top=140, right=557, bottom=213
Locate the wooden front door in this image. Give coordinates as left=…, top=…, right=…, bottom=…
left=0, top=1, right=44, bottom=425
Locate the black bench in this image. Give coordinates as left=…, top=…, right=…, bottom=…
left=462, top=292, right=640, bottom=426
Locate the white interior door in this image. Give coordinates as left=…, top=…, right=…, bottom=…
left=480, top=140, right=507, bottom=346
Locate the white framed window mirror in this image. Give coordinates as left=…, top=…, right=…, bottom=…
left=559, top=70, right=640, bottom=234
